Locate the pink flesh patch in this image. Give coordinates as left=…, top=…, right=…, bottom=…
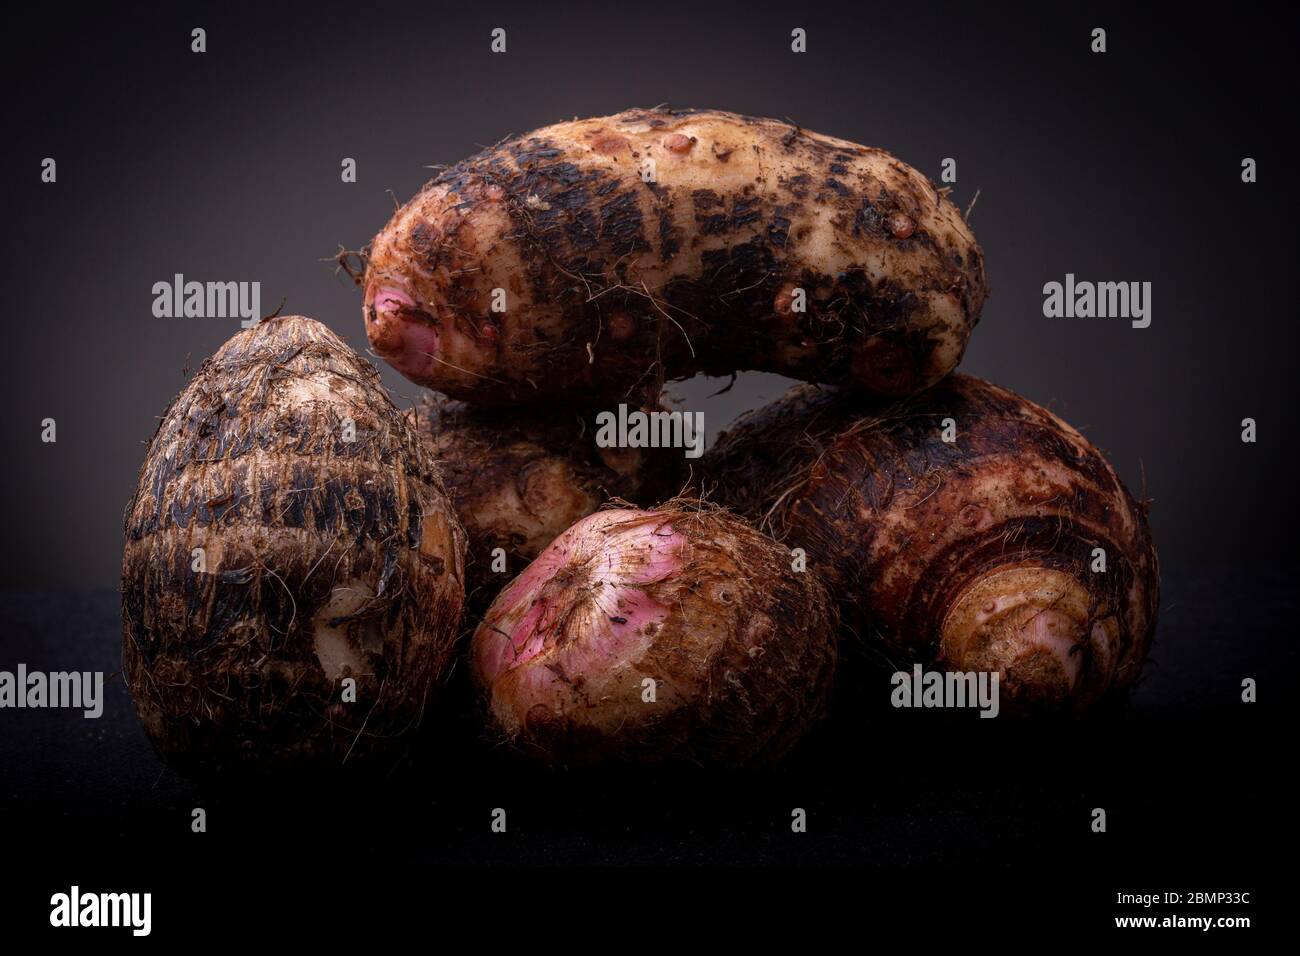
left=388, top=320, right=441, bottom=379
left=500, top=587, right=672, bottom=708
left=365, top=285, right=441, bottom=380
left=575, top=511, right=683, bottom=586
left=371, top=286, right=415, bottom=314
left=473, top=510, right=686, bottom=687
left=475, top=598, right=551, bottom=680
left=471, top=532, right=584, bottom=683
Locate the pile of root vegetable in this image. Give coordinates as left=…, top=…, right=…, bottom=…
left=122, top=107, right=1158, bottom=774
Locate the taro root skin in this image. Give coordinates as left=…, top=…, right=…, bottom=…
left=364, top=106, right=987, bottom=404
left=471, top=506, right=838, bottom=764
left=700, top=375, right=1160, bottom=712
left=121, top=316, right=467, bottom=772
left=407, top=395, right=684, bottom=608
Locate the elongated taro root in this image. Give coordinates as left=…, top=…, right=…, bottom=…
left=470, top=505, right=838, bottom=764
left=363, top=106, right=987, bottom=404
left=408, top=396, right=683, bottom=607
left=700, top=375, right=1159, bottom=711
left=121, top=316, right=466, bottom=773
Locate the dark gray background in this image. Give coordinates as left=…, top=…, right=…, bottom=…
left=2, top=0, right=1296, bottom=590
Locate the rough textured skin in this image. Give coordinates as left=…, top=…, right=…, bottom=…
left=121, top=316, right=467, bottom=773
left=470, top=505, right=838, bottom=765
left=699, top=375, right=1159, bottom=711
left=407, top=395, right=684, bottom=609
left=363, top=107, right=988, bottom=404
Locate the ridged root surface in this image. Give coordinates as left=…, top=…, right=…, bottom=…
left=700, top=375, right=1159, bottom=711
left=121, top=315, right=467, bottom=772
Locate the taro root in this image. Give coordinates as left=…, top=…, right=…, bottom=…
left=470, top=504, right=838, bottom=765
left=407, top=395, right=684, bottom=610
left=121, top=315, right=466, bottom=773
left=362, top=106, right=987, bottom=405
left=700, top=375, right=1160, bottom=712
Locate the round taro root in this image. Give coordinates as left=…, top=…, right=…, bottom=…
left=700, top=375, right=1160, bottom=712
left=363, top=106, right=987, bottom=405
left=121, top=316, right=466, bottom=773
left=407, top=395, right=684, bottom=608
left=470, top=505, right=838, bottom=765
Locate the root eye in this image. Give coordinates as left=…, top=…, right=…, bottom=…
left=887, top=212, right=916, bottom=240
left=370, top=287, right=416, bottom=315
left=663, top=133, right=694, bottom=153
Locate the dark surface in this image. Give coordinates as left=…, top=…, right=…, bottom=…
left=2, top=564, right=1290, bottom=872
left=1, top=567, right=1291, bottom=936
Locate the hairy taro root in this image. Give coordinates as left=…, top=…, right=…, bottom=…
left=121, top=316, right=467, bottom=772
left=470, top=505, right=838, bottom=764
left=408, top=395, right=684, bottom=608
left=364, top=106, right=987, bottom=404
left=700, top=375, right=1159, bottom=711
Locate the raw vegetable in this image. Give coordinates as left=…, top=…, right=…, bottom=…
left=700, top=375, right=1159, bottom=711
left=121, top=315, right=466, bottom=772
left=408, top=395, right=683, bottom=607
left=363, top=106, right=987, bottom=404
left=470, top=504, right=838, bottom=763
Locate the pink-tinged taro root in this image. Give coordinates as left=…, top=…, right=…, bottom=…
left=362, top=107, right=987, bottom=405
left=700, top=374, right=1160, bottom=712
left=470, top=505, right=838, bottom=764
